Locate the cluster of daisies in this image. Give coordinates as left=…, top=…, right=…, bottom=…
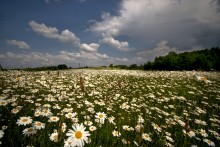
left=0, top=69, right=220, bottom=146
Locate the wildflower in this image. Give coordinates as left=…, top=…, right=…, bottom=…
left=34, top=110, right=41, bottom=117
left=43, top=103, right=51, bottom=108
left=95, top=112, right=107, bottom=124
left=84, top=115, right=90, bottom=120
left=50, top=132, right=59, bottom=142
left=0, top=100, right=7, bottom=106
left=135, top=124, right=143, bottom=132
left=2, top=125, right=7, bottom=130
left=165, top=132, right=172, bottom=136
left=33, top=121, right=45, bottom=130
left=108, top=116, right=115, bottom=124
left=49, top=116, right=59, bottom=122
left=166, top=136, right=174, bottom=143
left=17, top=116, right=33, bottom=126
left=11, top=108, right=20, bottom=114
left=87, top=107, right=95, bottom=114
left=200, top=129, right=208, bottom=137
left=64, top=137, right=74, bottom=147
left=210, top=118, right=220, bottom=124
left=195, top=119, right=207, bottom=126
left=112, top=130, right=121, bottom=137
left=177, top=120, right=185, bottom=127
left=122, top=138, right=130, bottom=144
left=66, top=123, right=90, bottom=147
left=183, top=130, right=196, bottom=138
left=196, top=76, right=210, bottom=83
left=62, top=123, right=67, bottom=132
left=23, top=127, right=37, bottom=137
left=133, top=141, right=139, bottom=146
left=203, top=139, right=215, bottom=146
left=65, top=112, right=77, bottom=119
left=142, top=133, right=152, bottom=142
left=0, top=130, right=4, bottom=139
left=122, top=125, right=130, bottom=131
left=137, top=116, right=144, bottom=124
left=41, top=108, right=52, bottom=117
left=71, top=117, right=79, bottom=123
left=165, top=142, right=174, bottom=147
left=84, top=120, right=93, bottom=126
left=89, top=126, right=97, bottom=132
left=208, top=130, right=219, bottom=137
left=152, top=123, right=162, bottom=132
left=129, top=127, right=134, bottom=131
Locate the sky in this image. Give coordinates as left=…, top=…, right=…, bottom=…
left=0, top=0, right=220, bottom=68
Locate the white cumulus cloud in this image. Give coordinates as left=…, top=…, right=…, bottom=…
left=101, top=36, right=130, bottom=51
left=90, top=0, right=220, bottom=49
left=80, top=43, right=100, bottom=52
left=29, top=21, right=80, bottom=45
left=29, top=21, right=59, bottom=39
left=29, top=20, right=99, bottom=52
left=7, top=39, right=30, bottom=49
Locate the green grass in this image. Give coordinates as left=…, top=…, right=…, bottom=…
left=0, top=70, right=220, bottom=146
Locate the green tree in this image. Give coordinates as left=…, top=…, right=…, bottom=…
left=58, top=64, right=68, bottom=70
left=129, top=64, right=138, bottom=70
left=109, top=64, right=113, bottom=68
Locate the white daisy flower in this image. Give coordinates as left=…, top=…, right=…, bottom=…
left=33, top=121, right=45, bottom=130
left=17, top=116, right=33, bottom=126
left=49, top=116, right=59, bottom=122
left=50, top=132, right=59, bottom=142
left=66, top=123, right=90, bottom=147
left=112, top=130, right=121, bottom=137
left=23, top=127, right=37, bottom=137
left=89, top=126, right=97, bottom=132
left=203, top=139, right=215, bottom=146
left=142, top=133, right=152, bottom=142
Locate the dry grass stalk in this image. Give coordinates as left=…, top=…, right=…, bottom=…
left=184, top=115, right=190, bottom=132
left=80, top=76, right=85, bottom=92
left=117, top=80, right=121, bottom=89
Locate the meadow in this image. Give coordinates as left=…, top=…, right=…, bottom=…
left=0, top=69, right=219, bottom=147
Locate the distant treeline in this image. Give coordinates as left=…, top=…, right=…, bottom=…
left=143, top=47, right=220, bottom=71
left=110, top=47, right=220, bottom=71
left=24, top=64, right=69, bottom=71
left=109, top=64, right=143, bottom=70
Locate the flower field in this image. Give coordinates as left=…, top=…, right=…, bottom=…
left=0, top=69, right=220, bottom=147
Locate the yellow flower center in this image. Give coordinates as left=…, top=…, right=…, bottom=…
left=144, top=135, right=149, bottom=138
left=13, top=109, right=18, bottom=112
left=99, top=114, right=103, bottom=118
left=44, top=110, right=48, bottom=114
left=22, top=118, right=28, bottom=122
left=36, top=122, right=41, bottom=126
left=201, top=77, right=207, bottom=81
left=75, top=131, right=82, bottom=139
left=53, top=134, right=58, bottom=142
left=52, top=117, right=57, bottom=121
left=1, top=102, right=6, bottom=105
left=28, top=128, right=33, bottom=132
